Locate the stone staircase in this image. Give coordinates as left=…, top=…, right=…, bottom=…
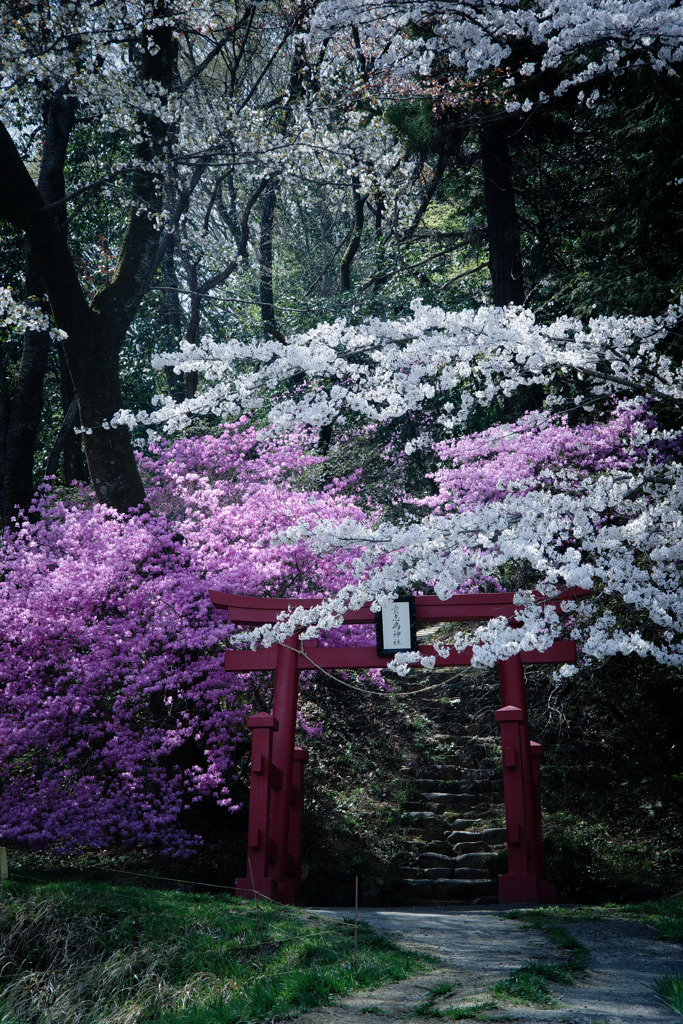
left=399, top=758, right=506, bottom=903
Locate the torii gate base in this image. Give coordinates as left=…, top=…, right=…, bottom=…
left=210, top=590, right=585, bottom=905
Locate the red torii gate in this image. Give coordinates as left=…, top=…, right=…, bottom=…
left=209, top=589, right=585, bottom=905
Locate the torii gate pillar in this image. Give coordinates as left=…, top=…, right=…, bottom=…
left=497, top=654, right=556, bottom=903
left=270, top=636, right=301, bottom=902
left=212, top=589, right=585, bottom=905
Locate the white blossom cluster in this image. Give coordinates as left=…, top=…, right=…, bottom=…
left=122, top=299, right=683, bottom=670
left=232, top=461, right=683, bottom=672
left=305, top=0, right=683, bottom=106
left=0, top=286, right=65, bottom=339
left=120, top=299, right=683, bottom=433
left=1, top=1, right=428, bottom=337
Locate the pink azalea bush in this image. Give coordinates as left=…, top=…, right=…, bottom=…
left=420, top=404, right=658, bottom=512
left=0, top=419, right=368, bottom=855
left=1, top=404, right=673, bottom=854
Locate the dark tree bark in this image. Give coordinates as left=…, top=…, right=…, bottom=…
left=482, top=119, right=544, bottom=415
left=1, top=269, right=52, bottom=522
left=45, top=394, right=80, bottom=480
left=0, top=85, right=76, bottom=526
left=58, top=346, right=88, bottom=485
left=0, top=7, right=175, bottom=514
left=161, top=232, right=187, bottom=403
left=259, top=180, right=283, bottom=340
left=482, top=120, right=525, bottom=306
left=340, top=175, right=366, bottom=292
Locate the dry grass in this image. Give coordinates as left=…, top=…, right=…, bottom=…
left=0, top=879, right=429, bottom=1024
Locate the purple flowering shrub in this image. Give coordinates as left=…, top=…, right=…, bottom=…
left=1, top=405, right=671, bottom=855
left=421, top=404, right=657, bottom=512
left=0, top=419, right=368, bottom=855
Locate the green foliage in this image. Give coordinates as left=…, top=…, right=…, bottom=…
left=491, top=965, right=558, bottom=1007
left=524, top=643, right=683, bottom=903
left=443, top=1004, right=507, bottom=1022
left=384, top=100, right=445, bottom=159
left=415, top=979, right=461, bottom=1016
left=516, top=68, right=683, bottom=320
left=652, top=973, right=683, bottom=1014
left=0, top=878, right=430, bottom=1024
left=491, top=936, right=588, bottom=1008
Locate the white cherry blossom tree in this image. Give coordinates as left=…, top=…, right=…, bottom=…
left=124, top=295, right=683, bottom=669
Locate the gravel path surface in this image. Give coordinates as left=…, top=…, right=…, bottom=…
left=302, top=907, right=682, bottom=1024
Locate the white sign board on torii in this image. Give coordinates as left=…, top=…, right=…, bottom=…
left=375, top=596, right=417, bottom=656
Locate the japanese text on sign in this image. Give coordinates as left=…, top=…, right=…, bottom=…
left=381, top=599, right=412, bottom=651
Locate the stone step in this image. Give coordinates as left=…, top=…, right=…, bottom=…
left=402, top=810, right=441, bottom=824
left=402, top=864, right=491, bottom=881
left=457, top=768, right=500, bottom=781
left=433, top=877, right=497, bottom=901
left=418, top=851, right=456, bottom=869
left=481, top=827, right=507, bottom=845
left=402, top=879, right=433, bottom=899
left=401, top=877, right=497, bottom=902
left=405, top=796, right=485, bottom=813
left=413, top=765, right=457, bottom=778
left=399, top=866, right=421, bottom=879
left=406, top=839, right=452, bottom=855
left=405, top=828, right=447, bottom=842
left=453, top=866, right=490, bottom=879
left=423, top=866, right=454, bottom=879
left=416, top=778, right=501, bottom=795
left=446, top=830, right=486, bottom=844
left=422, top=791, right=476, bottom=803
left=448, top=817, right=487, bottom=831
left=455, top=851, right=497, bottom=869
left=398, top=744, right=505, bottom=906
left=453, top=840, right=491, bottom=854
left=415, top=778, right=467, bottom=791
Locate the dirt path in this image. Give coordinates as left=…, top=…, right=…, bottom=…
left=302, top=907, right=682, bottom=1024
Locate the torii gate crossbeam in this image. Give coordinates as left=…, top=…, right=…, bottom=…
left=210, top=589, right=586, bottom=905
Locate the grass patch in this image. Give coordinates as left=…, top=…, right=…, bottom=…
left=504, top=911, right=591, bottom=975
left=490, top=915, right=590, bottom=1008
left=653, top=973, right=683, bottom=1014
left=413, top=984, right=508, bottom=1022
left=624, top=896, right=683, bottom=944
left=443, top=1000, right=509, bottom=1021
left=506, top=895, right=683, bottom=944
left=0, top=878, right=431, bottom=1024
left=414, top=978, right=460, bottom=1016
left=491, top=963, right=560, bottom=1007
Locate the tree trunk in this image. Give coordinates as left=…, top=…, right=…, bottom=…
left=0, top=6, right=175, bottom=514
left=58, top=346, right=87, bottom=484
left=340, top=175, right=365, bottom=292
left=482, top=120, right=525, bottom=306
left=45, top=394, right=81, bottom=480
left=68, top=313, right=147, bottom=511
left=482, top=120, right=543, bottom=415
left=0, top=86, right=75, bottom=526
left=259, top=181, right=282, bottom=339
left=161, top=233, right=187, bottom=403
left=181, top=259, right=201, bottom=401
left=1, top=307, right=51, bottom=523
